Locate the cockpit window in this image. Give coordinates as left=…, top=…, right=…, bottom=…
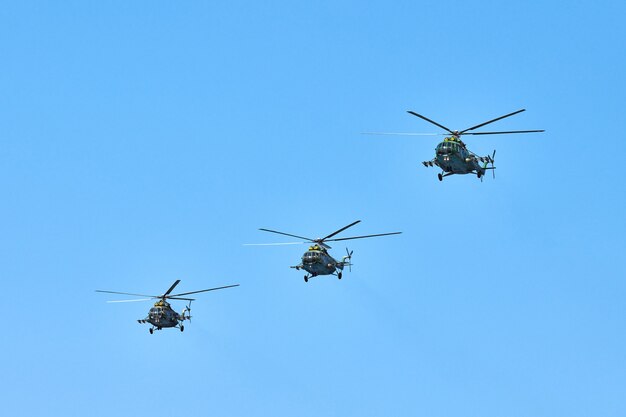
left=437, top=142, right=453, bottom=152
left=303, top=251, right=320, bottom=262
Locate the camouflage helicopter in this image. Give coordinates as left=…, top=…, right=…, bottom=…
left=247, top=220, right=401, bottom=282
left=366, top=109, right=544, bottom=181
left=96, top=280, right=239, bottom=334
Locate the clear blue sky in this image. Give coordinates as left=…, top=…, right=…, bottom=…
left=1, top=1, right=625, bottom=416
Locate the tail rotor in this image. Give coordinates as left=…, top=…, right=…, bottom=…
left=182, top=301, right=192, bottom=322
left=344, top=248, right=353, bottom=272
left=481, top=150, right=496, bottom=181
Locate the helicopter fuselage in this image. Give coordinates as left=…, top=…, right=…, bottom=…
left=292, top=245, right=348, bottom=279
left=139, top=301, right=185, bottom=329
left=434, top=138, right=484, bottom=175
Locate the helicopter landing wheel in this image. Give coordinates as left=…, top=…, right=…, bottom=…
left=438, top=173, right=443, bottom=181
left=477, top=171, right=482, bottom=179
left=338, top=272, right=342, bottom=280
left=180, top=325, right=184, bottom=332
left=304, top=275, right=309, bottom=283
left=149, top=328, right=153, bottom=334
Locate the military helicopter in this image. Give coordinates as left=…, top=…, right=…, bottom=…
left=246, top=220, right=401, bottom=282
left=365, top=109, right=544, bottom=181
left=96, top=280, right=239, bottom=334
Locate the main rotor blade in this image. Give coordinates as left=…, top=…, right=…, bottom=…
left=162, top=280, right=181, bottom=297
left=106, top=298, right=153, bottom=303
left=95, top=290, right=156, bottom=298
left=321, top=220, right=361, bottom=241
left=258, top=228, right=314, bottom=242
left=460, top=109, right=525, bottom=134
left=167, top=297, right=196, bottom=301
left=244, top=242, right=307, bottom=246
left=361, top=132, right=443, bottom=136
left=326, top=231, right=402, bottom=242
left=169, top=284, right=240, bottom=298
left=464, top=129, right=545, bottom=135
left=407, top=111, right=455, bottom=135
